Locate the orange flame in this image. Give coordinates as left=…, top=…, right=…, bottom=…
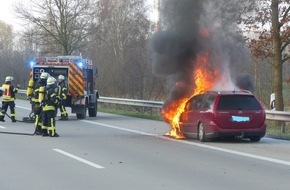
left=162, top=51, right=220, bottom=139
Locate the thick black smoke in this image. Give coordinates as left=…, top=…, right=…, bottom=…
left=151, top=0, right=206, bottom=102
left=235, top=74, right=254, bottom=92
left=151, top=0, right=254, bottom=103
left=151, top=0, right=203, bottom=76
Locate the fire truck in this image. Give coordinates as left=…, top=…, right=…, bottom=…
left=28, top=55, right=99, bottom=119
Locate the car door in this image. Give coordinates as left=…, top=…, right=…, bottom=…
left=180, top=95, right=203, bottom=135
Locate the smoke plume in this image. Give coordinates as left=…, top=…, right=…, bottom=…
left=151, top=0, right=253, bottom=103
left=151, top=0, right=203, bottom=76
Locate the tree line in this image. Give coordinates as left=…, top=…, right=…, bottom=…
left=0, top=0, right=290, bottom=111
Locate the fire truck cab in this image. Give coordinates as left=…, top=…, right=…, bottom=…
left=29, top=55, right=99, bottom=119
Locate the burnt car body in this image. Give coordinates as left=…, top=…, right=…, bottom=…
left=179, top=91, right=266, bottom=142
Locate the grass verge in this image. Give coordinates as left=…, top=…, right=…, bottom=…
left=266, top=121, right=290, bottom=140
left=99, top=106, right=162, bottom=121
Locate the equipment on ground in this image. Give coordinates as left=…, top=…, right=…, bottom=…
left=0, top=113, right=36, bottom=136
left=0, top=130, right=35, bottom=136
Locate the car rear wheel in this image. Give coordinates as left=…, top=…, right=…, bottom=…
left=198, top=123, right=206, bottom=142
left=249, top=136, right=261, bottom=142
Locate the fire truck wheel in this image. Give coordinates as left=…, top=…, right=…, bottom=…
left=88, top=101, right=97, bottom=117
left=76, top=106, right=87, bottom=119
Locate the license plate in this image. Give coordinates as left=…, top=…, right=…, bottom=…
left=231, top=116, right=250, bottom=122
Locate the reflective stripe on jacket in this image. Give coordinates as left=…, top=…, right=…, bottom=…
left=43, top=86, right=59, bottom=111
left=2, top=84, right=18, bottom=101
left=58, top=82, right=67, bottom=100
left=32, top=79, right=47, bottom=103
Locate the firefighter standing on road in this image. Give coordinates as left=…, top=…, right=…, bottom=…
left=57, top=75, right=68, bottom=120
left=41, top=76, right=60, bottom=137
left=28, top=72, right=49, bottom=135
left=0, top=76, right=20, bottom=122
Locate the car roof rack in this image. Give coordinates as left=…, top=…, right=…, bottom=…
left=203, top=90, right=252, bottom=95
left=238, top=90, right=252, bottom=94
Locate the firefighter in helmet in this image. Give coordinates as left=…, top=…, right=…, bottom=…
left=29, top=72, right=49, bottom=135
left=0, top=76, right=20, bottom=122
left=41, top=76, right=60, bottom=137
left=57, top=75, right=68, bottom=120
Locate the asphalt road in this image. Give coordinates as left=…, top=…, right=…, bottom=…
left=0, top=100, right=289, bottom=190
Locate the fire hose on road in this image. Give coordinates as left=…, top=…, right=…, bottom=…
left=0, top=112, right=37, bottom=136
left=0, top=102, right=37, bottom=136
left=0, top=114, right=37, bottom=136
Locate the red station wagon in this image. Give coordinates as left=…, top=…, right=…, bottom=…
left=179, top=91, right=266, bottom=142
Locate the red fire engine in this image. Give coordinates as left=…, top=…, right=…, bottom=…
left=27, top=55, right=99, bottom=119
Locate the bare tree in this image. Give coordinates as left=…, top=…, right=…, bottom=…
left=0, top=20, right=14, bottom=82
left=271, top=0, right=284, bottom=111
left=14, top=0, right=96, bottom=55
left=245, top=0, right=290, bottom=111
left=0, top=21, right=13, bottom=57
left=88, top=0, right=166, bottom=100
left=0, top=20, right=30, bottom=87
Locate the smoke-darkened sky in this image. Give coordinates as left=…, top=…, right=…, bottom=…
left=151, top=0, right=253, bottom=102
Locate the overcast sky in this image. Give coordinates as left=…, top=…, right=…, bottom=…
left=0, top=0, right=156, bottom=32
left=0, top=0, right=25, bottom=31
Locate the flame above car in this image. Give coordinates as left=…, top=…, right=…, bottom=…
left=162, top=51, right=223, bottom=139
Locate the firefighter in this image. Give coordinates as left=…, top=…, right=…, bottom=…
left=57, top=75, right=68, bottom=120
left=30, top=72, right=49, bottom=135
left=0, top=76, right=20, bottom=122
left=41, top=76, right=60, bottom=137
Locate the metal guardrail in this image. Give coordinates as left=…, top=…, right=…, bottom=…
left=18, top=89, right=26, bottom=94
left=98, top=97, right=163, bottom=108
left=265, top=110, right=290, bottom=122
left=17, top=89, right=290, bottom=122
left=18, top=89, right=163, bottom=108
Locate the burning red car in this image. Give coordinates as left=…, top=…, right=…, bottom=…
left=178, top=90, right=266, bottom=142
left=152, top=1, right=259, bottom=141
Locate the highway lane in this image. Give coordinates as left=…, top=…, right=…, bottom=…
left=0, top=99, right=289, bottom=190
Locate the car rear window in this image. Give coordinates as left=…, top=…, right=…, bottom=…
left=217, top=95, right=262, bottom=110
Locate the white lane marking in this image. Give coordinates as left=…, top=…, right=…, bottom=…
left=165, top=137, right=290, bottom=166
left=82, top=120, right=290, bottom=167
left=0, top=125, right=6, bottom=129
left=16, top=105, right=31, bottom=110
left=83, top=120, right=156, bottom=137
left=53, top=149, right=105, bottom=169
left=15, top=102, right=290, bottom=167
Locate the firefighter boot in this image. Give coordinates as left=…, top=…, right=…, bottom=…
left=42, top=129, right=49, bottom=137
left=50, top=133, right=59, bottom=137
left=59, top=116, right=68, bottom=120
left=59, top=113, right=68, bottom=120
left=35, top=125, right=42, bottom=135
left=49, top=129, right=59, bottom=137
left=11, top=116, right=16, bottom=123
